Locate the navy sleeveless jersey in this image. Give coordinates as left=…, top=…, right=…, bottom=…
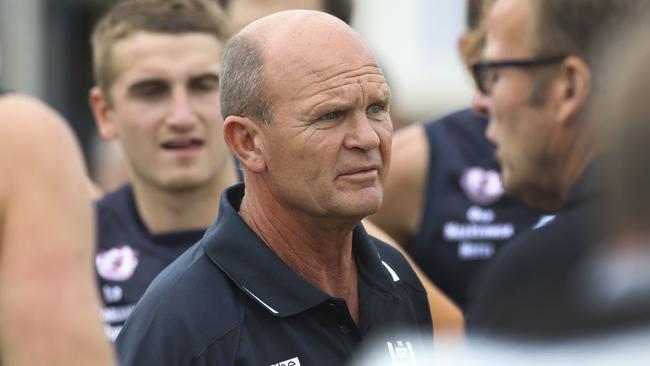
left=95, top=184, right=205, bottom=341
left=409, top=109, right=545, bottom=310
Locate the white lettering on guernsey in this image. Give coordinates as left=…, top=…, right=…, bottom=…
left=102, top=304, right=135, bottom=323
left=104, top=324, right=122, bottom=342
left=466, top=206, right=496, bottom=224
left=458, top=242, right=495, bottom=260
left=102, top=285, right=123, bottom=303
left=443, top=222, right=514, bottom=241
left=269, top=357, right=301, bottom=366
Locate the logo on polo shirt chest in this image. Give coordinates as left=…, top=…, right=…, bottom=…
left=269, top=356, right=300, bottom=366
left=386, top=340, right=417, bottom=365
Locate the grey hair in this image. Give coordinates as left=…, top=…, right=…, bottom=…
left=220, top=34, right=272, bottom=124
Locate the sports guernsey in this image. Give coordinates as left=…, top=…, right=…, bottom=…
left=116, top=183, right=433, bottom=366
left=409, top=109, right=545, bottom=310
left=95, top=184, right=205, bottom=341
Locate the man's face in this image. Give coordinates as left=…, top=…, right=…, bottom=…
left=258, top=31, right=393, bottom=221
left=482, top=0, right=562, bottom=202
left=101, top=31, right=228, bottom=191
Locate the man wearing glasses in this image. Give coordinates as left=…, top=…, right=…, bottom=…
left=467, top=0, right=646, bottom=339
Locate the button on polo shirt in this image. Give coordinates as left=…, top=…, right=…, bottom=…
left=116, top=183, right=432, bottom=366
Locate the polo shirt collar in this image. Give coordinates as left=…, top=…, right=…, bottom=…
left=202, top=183, right=398, bottom=317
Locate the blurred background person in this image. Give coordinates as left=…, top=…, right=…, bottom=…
left=549, top=13, right=650, bottom=337
left=88, top=0, right=237, bottom=341
left=0, top=89, right=115, bottom=363
left=466, top=0, right=649, bottom=339
left=369, top=0, right=543, bottom=312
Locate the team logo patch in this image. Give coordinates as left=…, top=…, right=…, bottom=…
left=96, top=245, right=139, bottom=281
left=460, top=167, right=504, bottom=206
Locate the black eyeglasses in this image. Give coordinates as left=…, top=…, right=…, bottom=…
left=470, top=55, right=567, bottom=95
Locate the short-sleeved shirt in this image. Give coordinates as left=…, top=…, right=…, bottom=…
left=116, top=183, right=433, bottom=366
left=95, top=184, right=205, bottom=341
left=410, top=109, right=545, bottom=310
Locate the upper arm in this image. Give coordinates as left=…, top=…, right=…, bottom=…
left=369, top=123, right=429, bottom=246
left=0, top=95, right=115, bottom=365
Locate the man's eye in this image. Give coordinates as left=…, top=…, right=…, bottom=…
left=190, top=76, right=220, bottom=93
left=367, top=104, right=385, bottom=114
left=318, top=111, right=341, bottom=121
left=131, top=82, right=167, bottom=99
left=487, top=69, right=500, bottom=83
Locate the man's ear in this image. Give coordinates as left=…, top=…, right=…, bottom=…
left=223, top=116, right=266, bottom=173
left=556, top=56, right=591, bottom=125
left=89, top=86, right=118, bottom=140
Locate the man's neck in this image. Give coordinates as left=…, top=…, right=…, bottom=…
left=524, top=124, right=597, bottom=213
left=238, top=186, right=361, bottom=324
left=132, top=162, right=238, bottom=235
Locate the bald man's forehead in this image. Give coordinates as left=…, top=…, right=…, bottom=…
left=240, top=10, right=347, bottom=42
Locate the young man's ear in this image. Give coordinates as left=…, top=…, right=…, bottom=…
left=89, top=86, right=118, bottom=140
left=556, top=56, right=591, bottom=125
left=223, top=116, right=266, bottom=173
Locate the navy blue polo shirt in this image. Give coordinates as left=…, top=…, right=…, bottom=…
left=116, top=183, right=432, bottom=366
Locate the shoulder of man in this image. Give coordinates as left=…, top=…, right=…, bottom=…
left=115, top=243, right=244, bottom=366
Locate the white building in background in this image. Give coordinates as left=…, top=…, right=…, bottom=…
left=354, top=0, right=473, bottom=122
left=0, top=0, right=46, bottom=99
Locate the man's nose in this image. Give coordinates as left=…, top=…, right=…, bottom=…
left=344, top=114, right=381, bottom=151
left=166, top=90, right=198, bottom=130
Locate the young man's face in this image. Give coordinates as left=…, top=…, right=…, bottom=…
left=256, top=25, right=393, bottom=221
left=95, top=31, right=229, bottom=192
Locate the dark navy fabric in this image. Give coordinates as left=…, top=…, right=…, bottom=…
left=95, top=184, right=206, bottom=341
left=409, top=108, right=543, bottom=310
left=116, top=183, right=433, bottom=366
left=467, top=161, right=606, bottom=339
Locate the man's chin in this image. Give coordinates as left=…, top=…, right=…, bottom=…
left=160, top=175, right=206, bottom=192
left=346, top=195, right=382, bottom=218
